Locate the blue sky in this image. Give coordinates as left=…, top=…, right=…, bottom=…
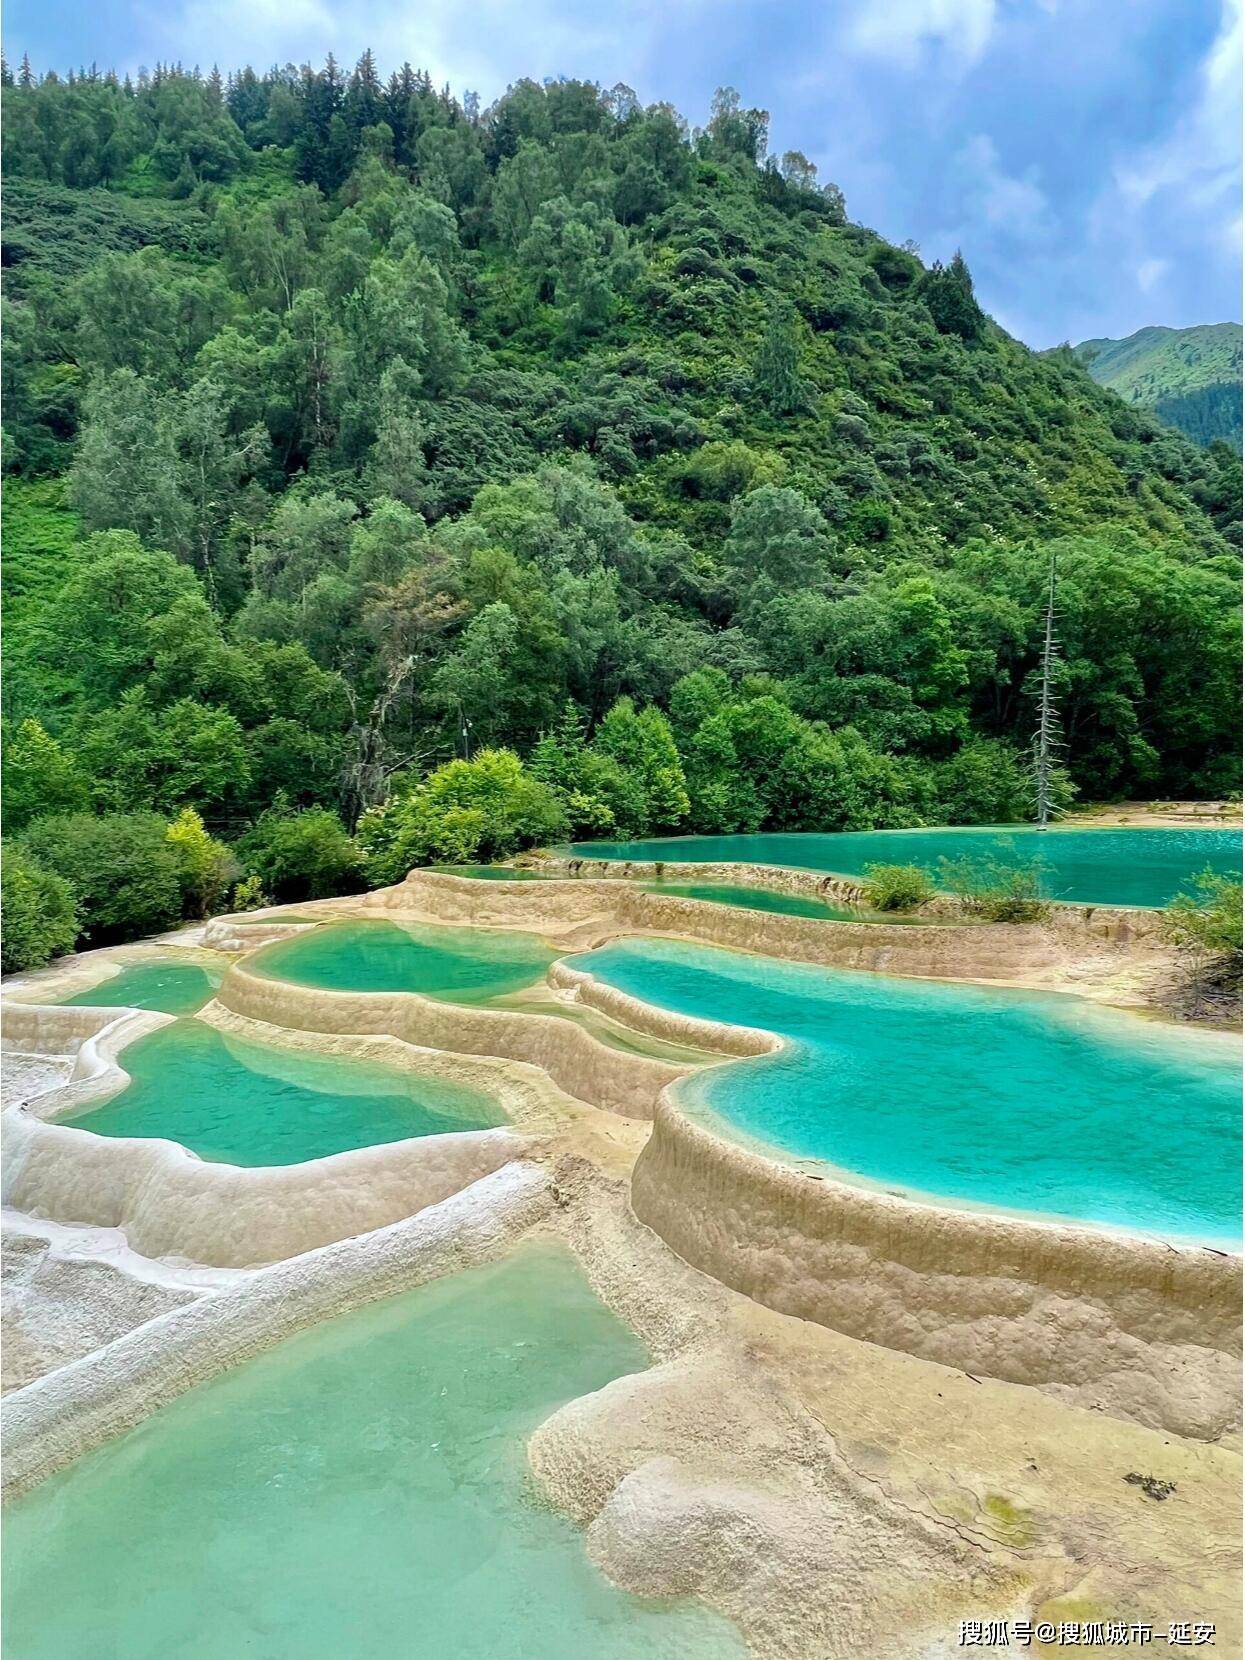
left=7, top=0, right=1240, bottom=347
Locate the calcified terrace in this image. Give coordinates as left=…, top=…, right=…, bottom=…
left=1, top=863, right=1240, bottom=1659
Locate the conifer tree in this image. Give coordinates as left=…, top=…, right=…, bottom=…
left=754, top=302, right=805, bottom=414
left=921, top=250, right=984, bottom=341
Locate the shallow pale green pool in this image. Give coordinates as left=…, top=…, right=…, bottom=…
left=2, top=1244, right=744, bottom=1660
left=640, top=880, right=923, bottom=922
left=254, top=919, right=555, bottom=1003
left=572, top=938, right=1242, bottom=1246
left=58, top=960, right=222, bottom=1015
left=432, top=864, right=555, bottom=880
left=67, top=1020, right=503, bottom=1165
left=570, top=827, right=1242, bottom=909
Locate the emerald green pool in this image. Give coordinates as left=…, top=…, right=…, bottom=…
left=570, top=827, right=1242, bottom=909
left=58, top=960, right=221, bottom=1015
left=640, top=881, right=921, bottom=922
left=2, top=1244, right=744, bottom=1660
left=67, top=1021, right=503, bottom=1166
left=572, top=938, right=1242, bottom=1246
left=254, top=919, right=555, bottom=1003
left=432, top=864, right=554, bottom=881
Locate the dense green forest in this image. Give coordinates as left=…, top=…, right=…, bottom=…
left=1073, top=323, right=1243, bottom=451
left=1, top=56, right=1241, bottom=967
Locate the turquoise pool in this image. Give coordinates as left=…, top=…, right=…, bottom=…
left=640, top=881, right=925, bottom=922
left=2, top=1244, right=744, bottom=1660
left=67, top=1020, right=503, bottom=1166
left=254, top=919, right=555, bottom=1003
left=572, top=938, right=1242, bottom=1245
left=569, top=827, right=1242, bottom=909
left=58, top=960, right=222, bottom=1015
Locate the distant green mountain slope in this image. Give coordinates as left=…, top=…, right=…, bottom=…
left=1073, top=323, right=1242, bottom=449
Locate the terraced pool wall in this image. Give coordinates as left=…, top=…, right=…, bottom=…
left=631, top=1094, right=1240, bottom=1440
left=217, top=955, right=691, bottom=1119
left=359, top=867, right=1163, bottom=981
left=4, top=1102, right=527, bottom=1269
left=1, top=1001, right=160, bottom=1062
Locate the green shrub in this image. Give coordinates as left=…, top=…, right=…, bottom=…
left=166, top=807, right=238, bottom=918
left=678, top=440, right=784, bottom=501
left=860, top=862, right=935, bottom=912
left=1162, top=868, right=1243, bottom=959
left=238, top=808, right=364, bottom=902
left=528, top=703, right=650, bottom=838
left=18, top=812, right=184, bottom=945
left=1, top=841, right=79, bottom=972
left=230, top=873, right=270, bottom=912
left=358, top=750, right=568, bottom=886
left=937, top=854, right=1052, bottom=923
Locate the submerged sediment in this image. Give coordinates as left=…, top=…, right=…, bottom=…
left=2, top=1162, right=555, bottom=1502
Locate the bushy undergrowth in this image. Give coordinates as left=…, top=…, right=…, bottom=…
left=860, top=862, right=935, bottom=913
left=937, top=855, right=1052, bottom=923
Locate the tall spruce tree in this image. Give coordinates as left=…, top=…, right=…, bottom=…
left=754, top=301, right=805, bottom=414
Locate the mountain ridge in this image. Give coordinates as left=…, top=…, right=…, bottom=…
left=1072, top=322, right=1241, bottom=449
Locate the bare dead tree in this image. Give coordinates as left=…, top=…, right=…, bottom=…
left=340, top=657, right=441, bottom=828
left=1032, top=551, right=1063, bottom=830
left=339, top=565, right=467, bottom=826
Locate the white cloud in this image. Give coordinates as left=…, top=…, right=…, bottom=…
left=956, top=132, right=1050, bottom=238
left=1067, top=0, right=1242, bottom=338
left=846, top=0, right=997, bottom=69
left=1116, top=0, right=1241, bottom=213
left=135, top=0, right=335, bottom=76
left=137, top=0, right=686, bottom=99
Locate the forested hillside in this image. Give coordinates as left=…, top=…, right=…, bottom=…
left=1073, top=324, right=1243, bottom=451
left=2, top=57, right=1241, bottom=965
